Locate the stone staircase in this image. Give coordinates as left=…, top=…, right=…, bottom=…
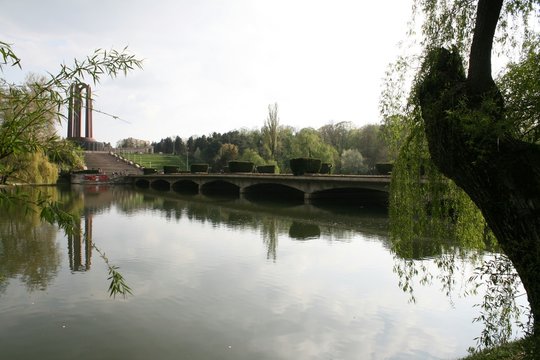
left=84, top=151, right=143, bottom=175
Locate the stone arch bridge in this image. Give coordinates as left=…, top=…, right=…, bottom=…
left=130, top=173, right=391, bottom=206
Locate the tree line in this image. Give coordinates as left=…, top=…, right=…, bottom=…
left=126, top=120, right=390, bottom=174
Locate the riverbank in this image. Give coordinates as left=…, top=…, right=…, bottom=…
left=461, top=337, right=536, bottom=359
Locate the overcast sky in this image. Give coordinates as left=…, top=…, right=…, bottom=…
left=1, top=0, right=411, bottom=145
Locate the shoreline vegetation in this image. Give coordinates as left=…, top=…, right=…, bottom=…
left=461, top=337, right=536, bottom=359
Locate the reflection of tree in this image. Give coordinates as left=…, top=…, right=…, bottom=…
left=261, top=218, right=278, bottom=261
left=0, top=190, right=61, bottom=293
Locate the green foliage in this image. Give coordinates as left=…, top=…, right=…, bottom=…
left=262, top=103, right=280, bottom=160
left=388, top=119, right=493, bottom=258
left=92, top=244, right=133, bottom=299
left=498, top=41, right=540, bottom=143
left=411, top=0, right=538, bottom=55
left=47, top=139, right=85, bottom=171
left=290, top=128, right=338, bottom=164
left=170, top=122, right=389, bottom=175
left=355, top=125, right=389, bottom=169
left=469, top=254, right=532, bottom=349
left=214, top=143, right=239, bottom=171
left=0, top=188, right=61, bottom=292
left=340, top=149, right=368, bottom=174
left=116, top=137, right=151, bottom=149
left=462, top=336, right=537, bottom=359
left=239, top=148, right=266, bottom=166
left=0, top=40, right=21, bottom=68
left=319, top=121, right=353, bottom=155
left=1, top=150, right=59, bottom=184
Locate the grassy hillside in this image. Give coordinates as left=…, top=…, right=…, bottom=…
left=117, top=153, right=187, bottom=171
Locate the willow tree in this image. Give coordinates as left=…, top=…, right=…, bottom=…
left=0, top=41, right=142, bottom=297
left=383, top=0, right=540, bottom=346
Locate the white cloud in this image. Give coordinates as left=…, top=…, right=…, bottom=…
left=1, top=0, right=411, bottom=144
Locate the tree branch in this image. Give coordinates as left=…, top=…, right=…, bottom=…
left=467, top=0, right=504, bottom=96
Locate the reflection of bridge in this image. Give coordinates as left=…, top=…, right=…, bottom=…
left=130, top=174, right=391, bottom=205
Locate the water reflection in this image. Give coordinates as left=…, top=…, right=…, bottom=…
left=288, top=222, right=321, bottom=240
left=67, top=214, right=93, bottom=272
left=104, top=188, right=390, bottom=261
left=0, top=185, right=502, bottom=359
left=0, top=188, right=61, bottom=293
left=0, top=185, right=390, bottom=296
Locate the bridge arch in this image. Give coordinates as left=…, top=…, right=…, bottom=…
left=151, top=179, right=171, bottom=191
left=135, top=179, right=150, bottom=189
left=172, top=180, right=199, bottom=194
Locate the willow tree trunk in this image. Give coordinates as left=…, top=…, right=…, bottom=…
left=417, top=0, right=540, bottom=337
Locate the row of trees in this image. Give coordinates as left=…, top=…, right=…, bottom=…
left=147, top=118, right=390, bottom=174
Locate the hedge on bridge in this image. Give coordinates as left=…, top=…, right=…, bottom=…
left=228, top=161, right=254, bottom=173
left=163, top=165, right=180, bottom=174
left=290, top=158, right=321, bottom=176
left=190, top=163, right=209, bottom=173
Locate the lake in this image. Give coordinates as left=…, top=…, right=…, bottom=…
left=0, top=185, right=518, bottom=359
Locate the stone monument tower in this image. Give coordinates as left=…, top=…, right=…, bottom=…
left=67, top=82, right=104, bottom=150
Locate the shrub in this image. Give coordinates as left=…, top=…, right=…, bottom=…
left=290, top=158, right=321, bottom=176
left=228, top=161, right=254, bottom=173
left=163, top=165, right=180, bottom=174
left=190, top=163, right=209, bottom=173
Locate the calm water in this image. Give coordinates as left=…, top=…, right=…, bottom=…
left=0, top=185, right=501, bottom=359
